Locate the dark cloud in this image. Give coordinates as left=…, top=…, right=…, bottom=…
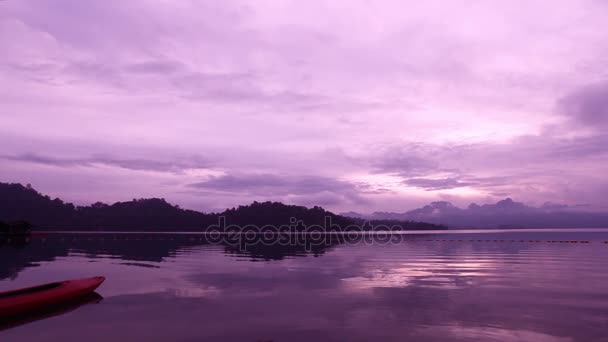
left=370, top=144, right=441, bottom=177
left=543, top=133, right=608, bottom=159
left=2, top=62, right=59, bottom=85
left=3, top=154, right=82, bottom=167
left=2, top=153, right=209, bottom=173
left=291, top=192, right=366, bottom=207
left=172, top=70, right=252, bottom=89
left=9, top=54, right=366, bottom=112
left=189, top=173, right=369, bottom=205
left=403, top=177, right=478, bottom=190
left=191, top=174, right=287, bottom=192
left=462, top=175, right=515, bottom=188
left=123, top=60, right=185, bottom=74
left=175, top=72, right=267, bottom=103
left=174, top=71, right=343, bottom=110
left=559, top=82, right=608, bottom=127
left=61, top=61, right=126, bottom=88
left=190, top=174, right=357, bottom=195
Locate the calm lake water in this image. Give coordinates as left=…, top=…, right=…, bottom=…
left=2, top=229, right=608, bottom=341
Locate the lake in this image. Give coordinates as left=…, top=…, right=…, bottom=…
left=2, top=229, right=608, bottom=341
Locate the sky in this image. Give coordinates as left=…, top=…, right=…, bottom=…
left=1, top=0, right=607, bottom=213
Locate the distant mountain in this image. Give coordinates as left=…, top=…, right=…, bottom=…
left=0, top=183, right=442, bottom=231
left=342, top=198, right=608, bottom=228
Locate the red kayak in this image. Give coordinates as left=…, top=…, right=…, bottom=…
left=0, top=276, right=105, bottom=318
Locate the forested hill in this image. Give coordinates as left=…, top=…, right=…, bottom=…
left=0, top=183, right=443, bottom=231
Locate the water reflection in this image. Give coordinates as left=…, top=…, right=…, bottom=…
left=0, top=292, right=103, bottom=331
left=1, top=231, right=568, bottom=279
left=1, top=231, right=608, bottom=341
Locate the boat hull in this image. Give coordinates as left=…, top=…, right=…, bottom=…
left=0, top=276, right=105, bottom=318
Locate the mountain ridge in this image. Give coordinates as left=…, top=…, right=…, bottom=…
left=341, top=198, right=608, bottom=228
left=0, top=182, right=442, bottom=231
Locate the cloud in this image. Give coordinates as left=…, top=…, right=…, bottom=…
left=543, top=134, right=608, bottom=159
left=2, top=153, right=210, bottom=173
left=123, top=60, right=185, bottom=74
left=190, top=173, right=357, bottom=195
left=363, top=128, right=608, bottom=208
left=189, top=173, right=370, bottom=205
left=403, top=177, right=478, bottom=191
left=558, top=81, right=608, bottom=128
left=2, top=0, right=608, bottom=212
left=174, top=70, right=335, bottom=109
left=370, top=144, right=442, bottom=177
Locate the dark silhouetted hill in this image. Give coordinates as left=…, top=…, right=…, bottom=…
left=0, top=183, right=443, bottom=231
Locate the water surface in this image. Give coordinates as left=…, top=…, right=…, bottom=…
left=1, top=229, right=608, bottom=341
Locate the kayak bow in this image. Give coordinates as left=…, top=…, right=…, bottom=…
left=0, top=276, right=105, bottom=318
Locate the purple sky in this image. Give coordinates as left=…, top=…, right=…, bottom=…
left=1, top=0, right=608, bottom=213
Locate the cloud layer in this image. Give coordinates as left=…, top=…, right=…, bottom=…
left=1, top=0, right=608, bottom=212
